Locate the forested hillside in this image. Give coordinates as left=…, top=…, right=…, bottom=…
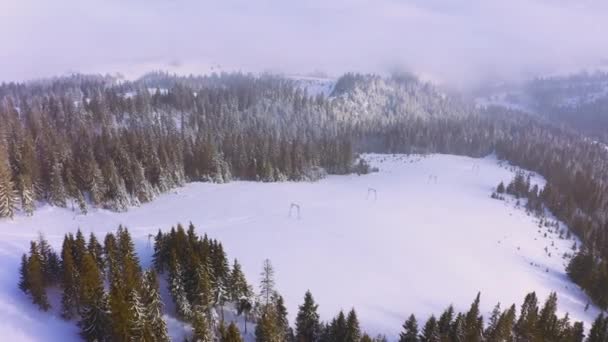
left=3, top=71, right=608, bottom=310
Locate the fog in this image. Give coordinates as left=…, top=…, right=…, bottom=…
left=1, top=0, right=607, bottom=86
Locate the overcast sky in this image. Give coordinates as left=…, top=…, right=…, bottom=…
left=1, top=0, right=607, bottom=86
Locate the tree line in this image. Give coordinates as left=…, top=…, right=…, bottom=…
left=19, top=223, right=608, bottom=341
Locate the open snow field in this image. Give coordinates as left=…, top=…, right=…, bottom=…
left=0, top=154, right=599, bottom=341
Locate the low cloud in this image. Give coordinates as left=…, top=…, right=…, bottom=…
left=1, top=0, right=607, bottom=86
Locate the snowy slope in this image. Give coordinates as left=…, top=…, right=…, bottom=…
left=0, top=154, right=598, bottom=341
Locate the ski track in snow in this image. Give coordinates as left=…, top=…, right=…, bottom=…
left=0, top=154, right=600, bottom=341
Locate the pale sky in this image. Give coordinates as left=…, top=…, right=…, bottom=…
left=1, top=0, right=607, bottom=86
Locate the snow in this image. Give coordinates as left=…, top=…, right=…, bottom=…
left=0, top=154, right=599, bottom=341
left=289, top=75, right=336, bottom=97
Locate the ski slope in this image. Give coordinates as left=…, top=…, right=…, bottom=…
left=0, top=154, right=599, bottom=341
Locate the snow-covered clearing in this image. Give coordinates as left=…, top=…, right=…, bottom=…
left=0, top=154, right=599, bottom=341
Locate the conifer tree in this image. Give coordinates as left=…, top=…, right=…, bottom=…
left=515, top=292, right=539, bottom=340
left=256, top=307, right=282, bottom=342
left=78, top=252, right=110, bottom=342
left=142, top=270, right=170, bottom=341
left=0, top=143, right=17, bottom=218
left=329, top=311, right=348, bottom=342
left=587, top=313, right=607, bottom=342
left=274, top=294, right=293, bottom=341
left=87, top=233, right=105, bottom=277
left=18, top=253, right=29, bottom=293
left=60, top=235, right=79, bottom=319
left=484, top=303, right=502, bottom=340
left=463, top=292, right=482, bottom=342
left=450, top=314, right=465, bottom=342
left=192, top=311, right=214, bottom=342
left=222, top=322, right=243, bottom=342
left=26, top=241, right=50, bottom=311
left=400, top=314, right=419, bottom=342
left=295, top=290, right=321, bottom=342
left=345, top=308, right=361, bottom=342
left=537, top=292, right=559, bottom=340
left=169, top=250, right=192, bottom=320
left=260, top=259, right=275, bottom=306
left=437, top=305, right=454, bottom=339
left=229, top=259, right=249, bottom=302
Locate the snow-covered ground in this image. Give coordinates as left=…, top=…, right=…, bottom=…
left=0, top=154, right=598, bottom=341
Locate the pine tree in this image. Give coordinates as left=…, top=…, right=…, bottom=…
left=260, top=259, right=275, bottom=306
left=345, top=308, right=361, bottom=342
left=295, top=290, right=321, bottom=342
left=169, top=250, right=192, bottom=320
left=0, top=143, right=17, bottom=218
left=18, top=253, right=29, bottom=293
left=60, top=235, right=79, bottom=319
left=142, top=270, right=170, bottom=341
left=420, top=316, right=440, bottom=342
left=329, top=311, right=348, bottom=342
left=87, top=233, right=105, bottom=277
left=222, top=322, right=243, bottom=342
left=537, top=292, right=559, bottom=340
left=449, top=314, right=465, bottom=342
left=463, top=292, right=482, bottom=342
left=571, top=321, right=584, bottom=342
left=78, top=252, right=110, bottom=342
left=26, top=241, right=50, bottom=311
left=515, top=292, right=539, bottom=340
left=275, top=294, right=293, bottom=341
left=256, top=307, right=282, bottom=342
left=192, top=311, right=214, bottom=342
left=229, top=259, right=249, bottom=302
left=484, top=303, right=502, bottom=340
left=587, top=313, right=607, bottom=342
left=437, top=305, right=454, bottom=339
left=400, top=314, right=419, bottom=342
left=49, top=160, right=67, bottom=207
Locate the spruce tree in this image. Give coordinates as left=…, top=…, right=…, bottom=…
left=60, top=235, right=79, bottom=319
left=345, top=308, right=361, bottom=342
left=400, top=314, right=419, bottom=342
left=26, top=242, right=50, bottom=311
left=142, top=270, right=170, bottom=341
left=260, top=259, right=275, bottom=306
left=420, top=316, right=440, bottom=342
left=587, top=313, right=607, bottom=342
left=192, top=311, right=214, bottom=342
left=222, top=322, right=243, bottom=342
left=463, top=292, right=482, bottom=342
left=0, top=143, right=17, bottom=218
left=515, top=292, right=539, bottom=340
left=295, top=290, right=321, bottom=342
left=437, top=305, right=454, bottom=338
left=18, top=253, right=29, bottom=293
left=274, top=294, right=293, bottom=341
left=78, top=252, right=110, bottom=342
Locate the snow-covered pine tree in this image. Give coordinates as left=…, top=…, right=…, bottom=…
left=192, top=311, right=214, bottom=342
left=295, top=290, right=321, bottom=342
left=142, top=270, right=169, bottom=342
left=49, top=160, right=67, bottom=207
left=169, top=251, right=193, bottom=320
left=260, top=259, right=275, bottom=306
left=0, top=143, right=17, bottom=218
